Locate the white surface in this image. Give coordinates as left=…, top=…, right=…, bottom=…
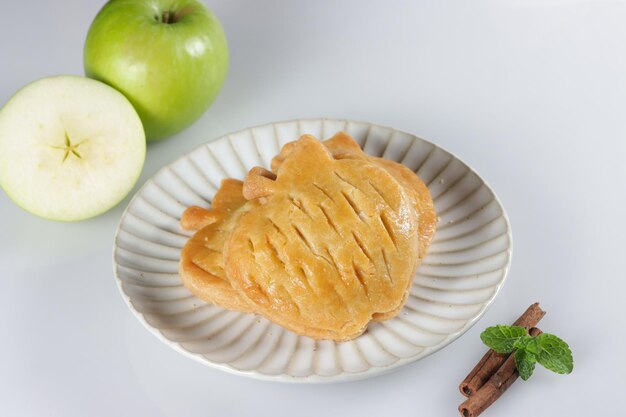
left=113, top=119, right=512, bottom=381
left=1, top=0, right=624, bottom=415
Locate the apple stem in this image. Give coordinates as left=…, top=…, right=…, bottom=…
left=159, top=7, right=193, bottom=24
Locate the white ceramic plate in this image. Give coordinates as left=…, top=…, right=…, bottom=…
left=113, top=119, right=512, bottom=382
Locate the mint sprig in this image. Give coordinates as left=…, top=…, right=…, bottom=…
left=480, top=325, right=573, bottom=380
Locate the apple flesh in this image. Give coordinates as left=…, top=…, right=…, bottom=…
left=83, top=0, right=229, bottom=141
left=0, top=76, right=145, bottom=221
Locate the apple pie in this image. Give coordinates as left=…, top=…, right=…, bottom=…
left=179, top=132, right=436, bottom=341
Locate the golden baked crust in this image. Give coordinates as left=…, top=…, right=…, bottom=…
left=272, top=132, right=437, bottom=321
left=273, top=132, right=436, bottom=259
left=224, top=135, right=421, bottom=340
left=179, top=133, right=437, bottom=339
left=179, top=179, right=256, bottom=313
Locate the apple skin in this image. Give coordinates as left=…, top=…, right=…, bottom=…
left=84, top=0, right=228, bottom=141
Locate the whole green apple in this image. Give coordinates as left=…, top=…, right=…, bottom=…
left=84, top=0, right=228, bottom=141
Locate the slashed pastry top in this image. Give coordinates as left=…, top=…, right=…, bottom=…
left=224, top=135, right=421, bottom=340
left=273, top=132, right=436, bottom=260
left=179, top=179, right=256, bottom=313
left=272, top=132, right=437, bottom=322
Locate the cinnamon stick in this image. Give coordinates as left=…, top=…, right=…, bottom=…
left=459, top=303, right=545, bottom=397
left=458, top=327, right=542, bottom=417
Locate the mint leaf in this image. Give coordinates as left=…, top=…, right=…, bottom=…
left=536, top=333, right=574, bottom=374
left=514, top=349, right=536, bottom=380
left=514, top=335, right=539, bottom=354
left=480, top=325, right=527, bottom=353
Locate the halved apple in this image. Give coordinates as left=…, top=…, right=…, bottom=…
left=0, top=76, right=145, bottom=221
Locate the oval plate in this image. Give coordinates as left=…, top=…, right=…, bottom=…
left=113, top=119, right=512, bottom=382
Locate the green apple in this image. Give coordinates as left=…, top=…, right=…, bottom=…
left=0, top=76, right=145, bottom=221
left=83, top=0, right=229, bottom=141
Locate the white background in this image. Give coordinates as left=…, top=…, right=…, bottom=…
left=1, top=0, right=625, bottom=415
